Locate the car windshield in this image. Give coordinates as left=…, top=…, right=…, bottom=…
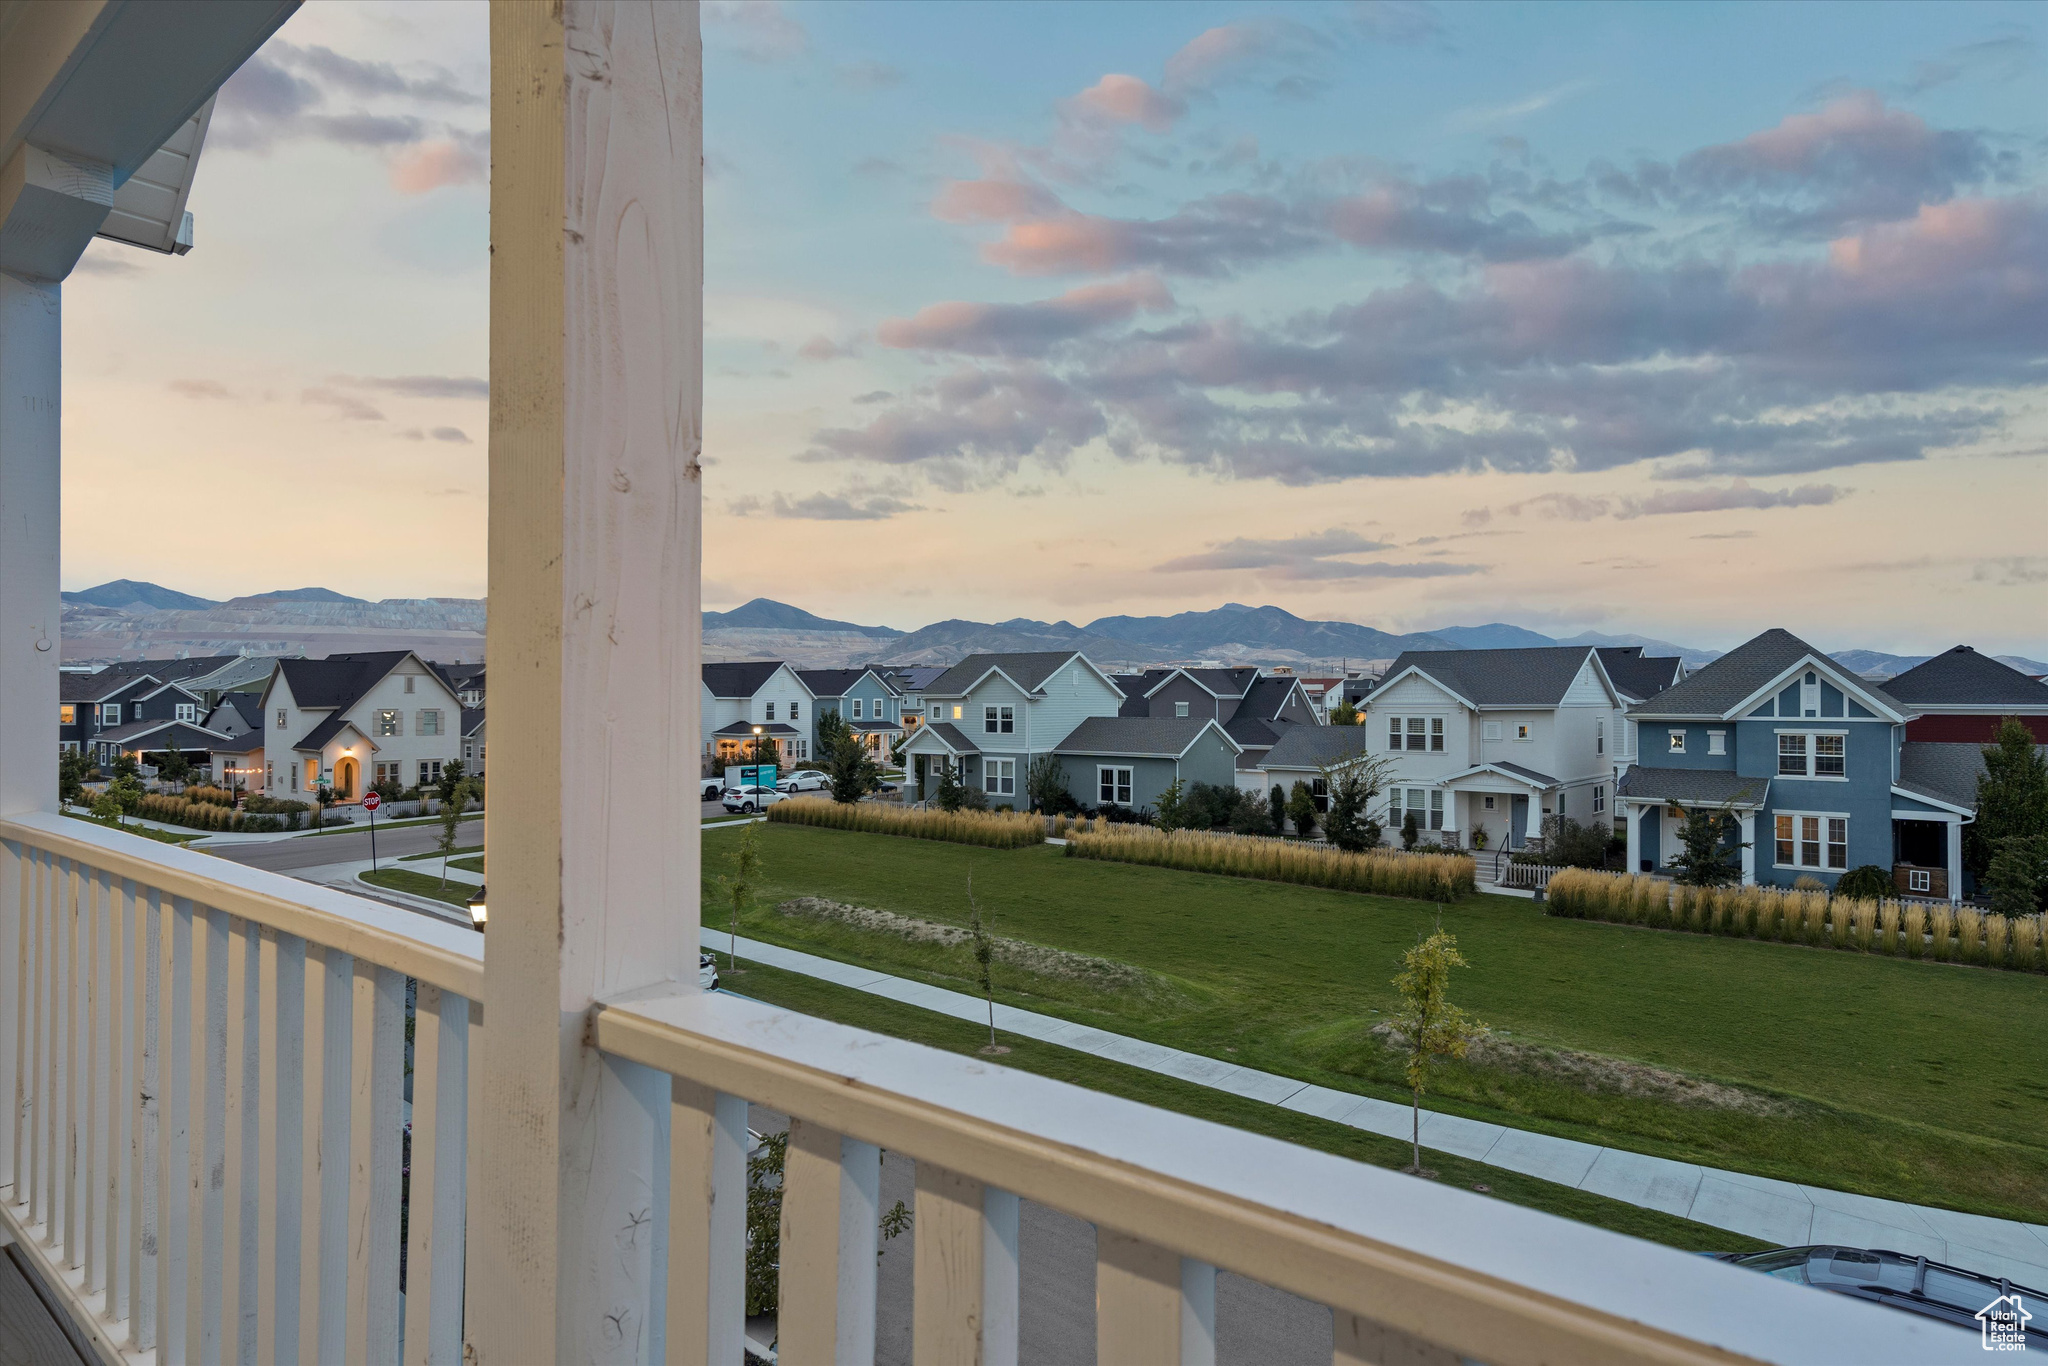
left=1731, top=1249, right=1810, bottom=1283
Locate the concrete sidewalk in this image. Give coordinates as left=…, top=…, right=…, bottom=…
left=704, top=926, right=2048, bottom=1287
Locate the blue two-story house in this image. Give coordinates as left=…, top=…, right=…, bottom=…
left=796, top=668, right=905, bottom=759
left=60, top=666, right=211, bottom=766
left=1615, top=629, right=1971, bottom=899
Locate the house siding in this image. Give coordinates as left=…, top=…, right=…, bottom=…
left=1736, top=715, right=1897, bottom=888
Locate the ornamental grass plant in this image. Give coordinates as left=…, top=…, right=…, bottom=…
left=1064, top=825, right=1475, bottom=903
left=1543, top=867, right=2044, bottom=974
left=767, top=797, right=1044, bottom=849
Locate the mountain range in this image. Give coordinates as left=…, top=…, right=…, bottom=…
left=58, top=581, right=2045, bottom=677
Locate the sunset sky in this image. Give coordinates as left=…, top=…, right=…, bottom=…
left=59, top=0, right=2047, bottom=656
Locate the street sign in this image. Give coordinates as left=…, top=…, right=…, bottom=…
left=362, top=791, right=382, bottom=812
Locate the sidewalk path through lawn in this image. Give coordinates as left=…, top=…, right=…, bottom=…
left=702, top=925, right=2048, bottom=1288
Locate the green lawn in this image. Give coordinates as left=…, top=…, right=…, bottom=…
left=359, top=867, right=474, bottom=907
left=401, top=844, right=483, bottom=863
left=299, top=813, right=483, bottom=837
left=708, top=825, right=2048, bottom=1223
left=725, top=960, right=1770, bottom=1255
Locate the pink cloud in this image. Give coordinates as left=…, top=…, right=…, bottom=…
left=390, top=139, right=485, bottom=194
left=1163, top=23, right=1274, bottom=91
left=1702, top=91, right=1934, bottom=179
left=932, top=178, right=1064, bottom=224
left=876, top=274, right=1174, bottom=355
left=1068, top=74, right=1183, bottom=133
left=1826, top=197, right=2043, bottom=282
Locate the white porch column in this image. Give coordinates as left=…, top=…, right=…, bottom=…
left=1739, top=811, right=1756, bottom=886
left=1623, top=801, right=1641, bottom=874
left=471, top=4, right=705, bottom=1362
left=1947, top=820, right=1963, bottom=903
left=0, top=271, right=60, bottom=820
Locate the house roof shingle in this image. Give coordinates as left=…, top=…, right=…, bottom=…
left=461, top=707, right=486, bottom=737
left=711, top=721, right=801, bottom=737
left=1614, top=766, right=1768, bottom=807
left=1053, top=716, right=1240, bottom=759
left=216, top=692, right=265, bottom=732
left=276, top=652, right=413, bottom=710
left=875, top=665, right=947, bottom=693
left=1883, top=647, right=2048, bottom=709
left=1223, top=715, right=1283, bottom=751
left=1382, top=646, right=1603, bottom=707
left=90, top=719, right=232, bottom=749
left=1893, top=741, right=2009, bottom=810
left=925, top=651, right=1084, bottom=697
left=702, top=661, right=786, bottom=698
left=916, top=722, right=980, bottom=755
left=1237, top=675, right=1302, bottom=720
left=794, top=668, right=871, bottom=699
left=1595, top=647, right=1685, bottom=701
left=1258, top=724, right=1375, bottom=772
left=1626, top=628, right=1902, bottom=720
left=61, top=670, right=160, bottom=702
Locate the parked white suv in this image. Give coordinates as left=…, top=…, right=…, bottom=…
left=778, top=769, right=829, bottom=792
left=721, top=783, right=783, bottom=814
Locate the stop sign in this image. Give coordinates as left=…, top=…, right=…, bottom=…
left=362, top=792, right=382, bottom=812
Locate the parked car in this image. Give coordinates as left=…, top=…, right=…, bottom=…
left=721, top=783, right=783, bottom=814
left=700, top=776, right=724, bottom=801
left=699, top=952, right=719, bottom=992
left=777, top=769, right=829, bottom=792
left=1713, top=1245, right=2045, bottom=1343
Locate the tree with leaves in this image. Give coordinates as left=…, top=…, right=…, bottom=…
left=1400, top=808, right=1420, bottom=850
left=934, top=757, right=966, bottom=812
left=1025, top=752, right=1070, bottom=813
left=1322, top=751, right=1396, bottom=853
left=818, top=709, right=882, bottom=804
left=158, top=742, right=191, bottom=790
left=1153, top=778, right=1192, bottom=831
left=435, top=778, right=474, bottom=889
left=1986, top=834, right=2048, bottom=917
left=1666, top=800, right=1750, bottom=886
left=1286, top=780, right=1318, bottom=839
left=716, top=819, right=763, bottom=970
left=1328, top=696, right=1360, bottom=726
left=58, top=749, right=90, bottom=807
left=435, top=758, right=469, bottom=810
left=967, top=869, right=1001, bottom=1052
left=1969, top=717, right=2048, bottom=889
left=1391, top=922, right=1484, bottom=1175
left=1268, top=785, right=1286, bottom=836
left=110, top=752, right=140, bottom=781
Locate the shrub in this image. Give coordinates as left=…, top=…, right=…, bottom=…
left=1399, top=809, right=1418, bottom=850
left=767, top=797, right=1043, bottom=849
left=1877, top=900, right=1900, bottom=955
left=1287, top=782, right=1318, bottom=839
left=1985, top=911, right=2010, bottom=969
left=1064, top=825, right=1474, bottom=903
left=185, top=785, right=237, bottom=808
left=1833, top=865, right=1891, bottom=901
left=2012, top=915, right=2044, bottom=972
left=1903, top=903, right=1926, bottom=959
left=1929, top=905, right=1955, bottom=962
left=1267, top=786, right=1285, bottom=837
left=1956, top=908, right=1985, bottom=965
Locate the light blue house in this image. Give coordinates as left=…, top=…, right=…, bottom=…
left=796, top=668, right=904, bottom=758
left=1616, top=629, right=1973, bottom=897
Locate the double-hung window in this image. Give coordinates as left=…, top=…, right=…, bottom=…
left=419, top=759, right=443, bottom=786
left=1777, top=731, right=1846, bottom=778
left=1311, top=777, right=1329, bottom=813
left=1775, top=813, right=1848, bottom=869
left=765, top=702, right=776, bottom=721
left=984, top=758, right=1016, bottom=796
left=1428, top=790, right=1444, bottom=829
left=1596, top=720, right=1604, bottom=755
left=1592, top=785, right=1606, bottom=815
left=176, top=702, right=196, bottom=723
left=1668, top=729, right=1685, bottom=753
left=101, top=703, right=122, bottom=726
left=277, top=709, right=288, bottom=730
left=851, top=698, right=863, bottom=719
left=375, top=709, right=401, bottom=737
left=418, top=709, right=443, bottom=736
left=984, top=705, right=1014, bottom=735
left=1814, top=734, right=1845, bottom=776
left=1777, top=733, right=1807, bottom=775
left=789, top=702, right=799, bottom=721
left=60, top=705, right=75, bottom=726
left=1405, top=717, right=1426, bottom=750
left=1098, top=766, right=1132, bottom=806
left=1388, top=717, right=1402, bottom=751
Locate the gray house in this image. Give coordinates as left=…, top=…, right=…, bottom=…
left=1245, top=725, right=1378, bottom=816
left=898, top=651, right=1128, bottom=805
left=1115, top=666, right=1318, bottom=770
left=1051, top=717, right=1242, bottom=813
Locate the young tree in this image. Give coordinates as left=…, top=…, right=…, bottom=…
left=1286, top=781, right=1318, bottom=839
left=1328, top=697, right=1360, bottom=726
left=1986, top=833, right=2048, bottom=916
left=748, top=730, right=782, bottom=769
left=1025, top=753, right=1069, bottom=813
left=1153, top=778, right=1191, bottom=832
left=109, top=752, right=140, bottom=781
left=967, top=868, right=1002, bottom=1052
left=158, top=742, right=191, bottom=789
left=1400, top=809, right=1420, bottom=850
left=818, top=710, right=882, bottom=804
left=435, top=758, right=469, bottom=810
left=1391, top=923, right=1484, bottom=1175
left=934, top=757, right=966, bottom=812
left=435, top=778, right=473, bottom=889
left=58, top=750, right=89, bottom=807
left=1665, top=802, right=1749, bottom=886
left=1969, top=717, right=2048, bottom=882
left=715, top=820, right=763, bottom=969
left=1268, top=785, right=1286, bottom=836
left=1322, top=752, right=1397, bottom=853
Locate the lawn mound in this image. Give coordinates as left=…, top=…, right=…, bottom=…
left=778, top=896, right=1146, bottom=993
left=1370, top=1022, right=1790, bottom=1117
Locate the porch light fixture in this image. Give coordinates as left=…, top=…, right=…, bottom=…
left=467, top=886, right=487, bottom=932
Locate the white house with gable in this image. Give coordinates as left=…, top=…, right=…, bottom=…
left=1364, top=647, right=1628, bottom=849
left=259, top=651, right=464, bottom=803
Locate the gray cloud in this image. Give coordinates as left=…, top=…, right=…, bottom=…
left=1154, top=528, right=1478, bottom=580
left=301, top=388, right=384, bottom=421
left=212, top=43, right=481, bottom=156
left=170, top=379, right=234, bottom=400
left=877, top=275, right=1174, bottom=357
left=401, top=426, right=473, bottom=445
left=352, top=375, right=489, bottom=399
left=729, top=488, right=923, bottom=521
left=1494, top=481, right=1848, bottom=521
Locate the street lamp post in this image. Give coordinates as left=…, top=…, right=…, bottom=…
left=751, top=724, right=765, bottom=811
left=468, top=885, right=487, bottom=933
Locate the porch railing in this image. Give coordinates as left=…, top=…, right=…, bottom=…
left=0, top=810, right=480, bottom=1365
left=1, top=814, right=1983, bottom=1365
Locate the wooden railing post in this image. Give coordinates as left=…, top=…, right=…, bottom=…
left=473, top=2, right=705, bottom=1360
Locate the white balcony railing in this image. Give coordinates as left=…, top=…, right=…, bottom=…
left=1, top=812, right=1986, bottom=1366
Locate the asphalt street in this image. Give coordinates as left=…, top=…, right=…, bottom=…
left=202, top=804, right=737, bottom=873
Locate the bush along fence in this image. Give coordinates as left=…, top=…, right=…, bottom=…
left=1544, top=868, right=2048, bottom=973
left=766, top=798, right=1045, bottom=850
left=132, top=792, right=306, bottom=833
left=1064, top=826, right=1476, bottom=903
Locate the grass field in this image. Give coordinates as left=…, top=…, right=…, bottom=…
left=724, top=960, right=1771, bottom=1255
left=708, top=824, right=2048, bottom=1223
left=359, top=866, right=473, bottom=906
left=401, top=844, right=483, bottom=863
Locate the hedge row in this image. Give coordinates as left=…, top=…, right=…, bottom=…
left=134, top=793, right=299, bottom=833
left=1545, top=868, right=2047, bottom=972
left=766, top=798, right=1044, bottom=849
left=1064, top=826, right=1475, bottom=903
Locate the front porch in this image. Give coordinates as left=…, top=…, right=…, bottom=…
left=0, top=4, right=1977, bottom=1364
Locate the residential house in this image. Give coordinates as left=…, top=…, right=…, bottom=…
left=796, top=667, right=904, bottom=757
left=1111, top=666, right=1317, bottom=774
left=61, top=669, right=213, bottom=767
left=1884, top=646, right=2048, bottom=744
left=1364, top=647, right=1635, bottom=849
left=876, top=664, right=946, bottom=735
left=1617, top=628, right=1976, bottom=897
left=209, top=729, right=266, bottom=791
left=202, top=691, right=264, bottom=737
left=438, top=662, right=488, bottom=708
left=463, top=708, right=488, bottom=776
left=1594, top=646, right=1687, bottom=705
left=1050, top=717, right=1242, bottom=812
left=259, top=651, right=464, bottom=802
left=701, top=660, right=814, bottom=766
left=1246, top=725, right=1377, bottom=818
left=898, top=651, right=1128, bottom=805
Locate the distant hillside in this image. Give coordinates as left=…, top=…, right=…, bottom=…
left=62, top=579, right=218, bottom=611
left=1428, top=622, right=1560, bottom=651
left=1555, top=630, right=1722, bottom=668
left=703, top=597, right=897, bottom=637
left=857, top=617, right=1174, bottom=667
left=229, top=587, right=368, bottom=606
left=1834, top=648, right=2048, bottom=680
left=1085, top=603, right=1450, bottom=661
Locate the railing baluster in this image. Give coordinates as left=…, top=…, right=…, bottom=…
left=64, top=855, right=81, bottom=1263
left=304, top=944, right=353, bottom=1366
left=911, top=1162, right=985, bottom=1366
left=82, top=865, right=102, bottom=1287
left=982, top=1188, right=1020, bottom=1366
left=269, top=932, right=308, bottom=1365
left=187, top=904, right=225, bottom=1366
left=221, top=915, right=250, bottom=1363
left=1097, top=1229, right=1185, bottom=1366
left=103, top=871, right=124, bottom=1322
left=158, top=895, right=190, bottom=1360
left=402, top=984, right=468, bottom=1366
left=345, top=961, right=403, bottom=1363
left=1180, top=1259, right=1217, bottom=1366
left=778, top=1121, right=880, bottom=1366
left=4, top=840, right=24, bottom=1204
left=1333, top=1311, right=1461, bottom=1366
left=256, top=928, right=282, bottom=1364
left=665, top=1078, right=747, bottom=1365
left=31, top=848, right=49, bottom=1232
left=130, top=884, right=159, bottom=1353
